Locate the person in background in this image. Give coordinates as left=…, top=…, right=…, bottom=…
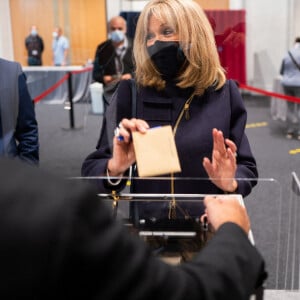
left=52, top=26, right=69, bottom=66
left=25, top=25, right=44, bottom=66
left=280, top=36, right=300, bottom=140
left=0, top=157, right=266, bottom=299
left=81, top=0, right=258, bottom=222
left=92, top=16, right=134, bottom=107
left=0, top=58, right=39, bottom=165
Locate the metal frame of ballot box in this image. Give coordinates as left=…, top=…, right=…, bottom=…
left=98, top=193, right=255, bottom=243
left=98, top=192, right=262, bottom=300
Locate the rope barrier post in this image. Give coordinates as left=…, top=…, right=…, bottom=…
left=31, top=67, right=92, bottom=129
left=67, top=71, right=75, bottom=129
left=62, top=70, right=83, bottom=131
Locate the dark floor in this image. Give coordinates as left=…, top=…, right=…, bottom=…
left=34, top=94, right=300, bottom=291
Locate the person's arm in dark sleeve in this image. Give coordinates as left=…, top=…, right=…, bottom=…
left=40, top=37, right=44, bottom=53
left=15, top=73, right=39, bottom=165
left=25, top=37, right=28, bottom=50
left=93, top=41, right=116, bottom=84
left=0, top=159, right=266, bottom=299
left=80, top=102, right=118, bottom=191
left=92, top=53, right=104, bottom=83
left=80, top=117, right=128, bottom=192
left=81, top=80, right=133, bottom=192
left=93, top=41, right=111, bottom=83
left=59, top=187, right=266, bottom=300
left=180, top=223, right=266, bottom=299
left=280, top=59, right=284, bottom=75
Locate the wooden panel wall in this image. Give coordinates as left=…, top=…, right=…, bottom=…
left=69, top=0, right=107, bottom=65
left=10, top=0, right=107, bottom=66
left=194, top=0, right=229, bottom=9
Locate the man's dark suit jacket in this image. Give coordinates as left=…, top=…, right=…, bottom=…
left=92, top=39, right=134, bottom=84
left=0, top=158, right=266, bottom=299
left=0, top=58, right=39, bottom=164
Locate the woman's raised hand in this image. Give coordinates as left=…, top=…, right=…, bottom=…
left=203, top=128, right=238, bottom=193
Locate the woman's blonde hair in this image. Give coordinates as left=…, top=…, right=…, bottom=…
left=133, top=0, right=226, bottom=95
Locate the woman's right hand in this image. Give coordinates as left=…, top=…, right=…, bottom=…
left=107, top=118, right=149, bottom=176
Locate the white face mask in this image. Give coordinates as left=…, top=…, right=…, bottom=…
left=52, top=31, right=58, bottom=38
left=109, top=30, right=125, bottom=43
left=31, top=29, right=37, bottom=36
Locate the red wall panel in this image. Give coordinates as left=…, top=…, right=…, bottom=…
left=205, top=10, right=246, bottom=84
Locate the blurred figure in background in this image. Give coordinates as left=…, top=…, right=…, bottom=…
left=52, top=27, right=69, bottom=66
left=0, top=58, right=39, bottom=165
left=92, top=16, right=134, bottom=107
left=280, top=36, right=300, bottom=140
left=25, top=25, right=44, bottom=66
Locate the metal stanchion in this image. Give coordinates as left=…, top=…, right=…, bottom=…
left=62, top=71, right=82, bottom=130
left=68, top=72, right=75, bottom=129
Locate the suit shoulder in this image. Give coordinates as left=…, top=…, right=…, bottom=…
left=0, top=58, right=21, bottom=75
left=96, top=40, right=114, bottom=52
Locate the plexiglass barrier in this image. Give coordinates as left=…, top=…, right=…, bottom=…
left=69, top=175, right=300, bottom=296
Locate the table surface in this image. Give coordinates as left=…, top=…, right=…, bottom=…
left=23, top=65, right=91, bottom=71
left=264, top=290, right=300, bottom=299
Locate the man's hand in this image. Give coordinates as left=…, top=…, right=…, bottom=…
left=204, top=196, right=250, bottom=234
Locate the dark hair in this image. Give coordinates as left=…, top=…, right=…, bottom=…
left=295, top=37, right=300, bottom=43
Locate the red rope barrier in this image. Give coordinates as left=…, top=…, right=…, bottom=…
left=33, top=73, right=69, bottom=103
left=239, top=83, right=300, bottom=104
left=33, top=67, right=93, bottom=103
left=34, top=66, right=299, bottom=106
left=70, top=66, right=93, bottom=75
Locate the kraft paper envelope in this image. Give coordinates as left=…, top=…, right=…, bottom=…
left=132, top=125, right=181, bottom=177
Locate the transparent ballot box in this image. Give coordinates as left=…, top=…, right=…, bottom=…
left=99, top=192, right=254, bottom=264
left=70, top=175, right=300, bottom=297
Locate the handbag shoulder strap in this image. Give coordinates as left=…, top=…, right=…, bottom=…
left=288, top=50, right=300, bottom=71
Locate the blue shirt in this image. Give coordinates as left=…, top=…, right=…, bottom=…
left=52, top=35, right=69, bottom=65
left=280, top=43, right=300, bottom=87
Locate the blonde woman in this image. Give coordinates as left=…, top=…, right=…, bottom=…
left=82, top=0, right=258, bottom=221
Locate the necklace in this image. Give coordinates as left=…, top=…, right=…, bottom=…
left=168, top=93, right=195, bottom=219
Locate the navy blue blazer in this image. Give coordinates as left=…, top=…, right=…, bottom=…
left=82, top=79, right=258, bottom=218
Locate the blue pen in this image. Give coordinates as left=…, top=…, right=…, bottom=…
left=114, top=127, right=124, bottom=141
left=116, top=125, right=162, bottom=141
left=150, top=125, right=162, bottom=130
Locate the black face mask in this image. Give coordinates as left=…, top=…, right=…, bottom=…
left=147, top=41, right=186, bottom=79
